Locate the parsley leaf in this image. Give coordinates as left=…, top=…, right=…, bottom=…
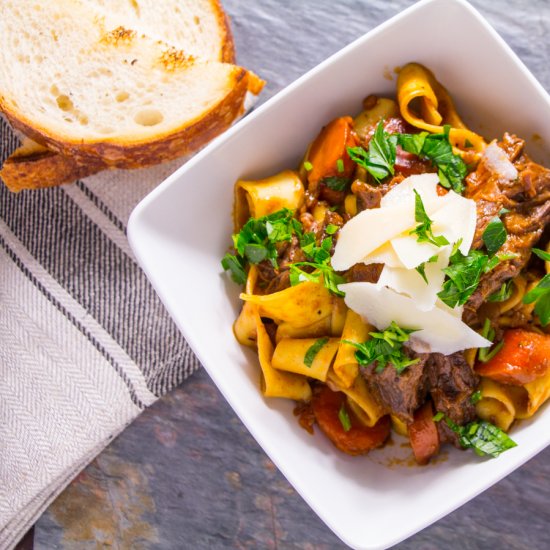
left=322, top=176, right=352, bottom=191
left=487, top=280, right=513, bottom=302
left=397, top=126, right=468, bottom=194
left=233, top=208, right=301, bottom=268
left=522, top=249, right=550, bottom=325
left=415, top=254, right=439, bottom=284
left=470, top=390, right=483, bottom=404
left=482, top=216, right=507, bottom=255
left=289, top=262, right=346, bottom=297
left=289, top=232, right=345, bottom=296
left=221, top=253, right=247, bottom=285
left=437, top=416, right=517, bottom=458
left=304, top=337, right=329, bottom=368
left=533, top=247, right=550, bottom=262
left=410, top=191, right=450, bottom=247
left=338, top=403, right=352, bottom=432
left=223, top=208, right=302, bottom=284
left=478, top=319, right=504, bottom=362
left=344, top=321, right=419, bottom=374
left=437, top=247, right=498, bottom=308
left=347, top=121, right=397, bottom=182
left=523, top=273, right=550, bottom=326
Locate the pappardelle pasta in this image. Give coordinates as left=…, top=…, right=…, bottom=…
left=222, top=63, right=550, bottom=464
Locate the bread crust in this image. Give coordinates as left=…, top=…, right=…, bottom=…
left=2, top=67, right=249, bottom=169
left=210, top=0, right=236, bottom=63
left=0, top=148, right=104, bottom=192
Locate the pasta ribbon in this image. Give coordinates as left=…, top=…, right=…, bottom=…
left=475, top=378, right=518, bottom=431
left=327, top=370, right=384, bottom=427
left=256, top=310, right=312, bottom=401
left=234, top=170, right=304, bottom=230
left=272, top=338, right=340, bottom=381
left=234, top=265, right=260, bottom=347
left=516, top=367, right=550, bottom=419
left=390, top=414, right=409, bottom=436
left=240, top=281, right=333, bottom=328
left=330, top=298, right=348, bottom=337
left=333, top=309, right=372, bottom=388
left=397, top=63, right=486, bottom=157
left=476, top=370, right=550, bottom=428
left=275, top=316, right=331, bottom=343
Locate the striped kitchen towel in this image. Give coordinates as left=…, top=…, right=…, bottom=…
left=0, top=116, right=201, bottom=549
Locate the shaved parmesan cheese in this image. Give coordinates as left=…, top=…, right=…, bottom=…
left=431, top=192, right=477, bottom=255
left=377, top=248, right=451, bottom=311
left=380, top=173, right=440, bottom=208
left=332, top=173, right=480, bottom=356
left=362, top=242, right=404, bottom=268
left=483, top=141, right=518, bottom=182
left=391, top=235, right=442, bottom=269
left=339, top=282, right=491, bottom=355
left=331, top=203, right=415, bottom=271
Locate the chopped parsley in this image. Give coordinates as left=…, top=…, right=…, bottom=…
left=437, top=245, right=499, bottom=308
left=482, top=216, right=507, bottom=255
left=410, top=191, right=449, bottom=247
left=347, top=121, right=397, bottom=182
left=487, top=280, right=513, bottom=303
left=289, top=232, right=345, bottom=296
left=304, top=337, right=329, bottom=368
left=336, top=158, right=345, bottom=173
left=348, top=122, right=467, bottom=192
left=470, top=390, right=483, bottom=405
left=221, top=253, right=247, bottom=285
left=321, top=175, right=352, bottom=191
left=222, top=208, right=302, bottom=284
left=303, top=161, right=313, bottom=171
left=344, top=321, right=419, bottom=374
left=325, top=224, right=339, bottom=235
left=415, top=254, right=439, bottom=284
left=522, top=248, right=550, bottom=326
left=434, top=415, right=517, bottom=458
left=477, top=319, right=504, bottom=363
left=338, top=403, right=352, bottom=432
left=397, top=125, right=468, bottom=194
left=289, top=262, right=346, bottom=297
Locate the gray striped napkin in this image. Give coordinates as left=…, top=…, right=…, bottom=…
left=0, top=116, right=200, bottom=549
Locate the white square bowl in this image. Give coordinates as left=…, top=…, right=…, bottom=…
left=128, top=0, right=550, bottom=548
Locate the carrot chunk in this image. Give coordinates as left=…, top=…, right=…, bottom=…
left=409, top=401, right=440, bottom=465
left=311, top=385, right=390, bottom=455
left=307, top=117, right=358, bottom=186
left=475, top=329, right=550, bottom=385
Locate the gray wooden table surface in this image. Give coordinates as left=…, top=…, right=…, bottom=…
left=34, top=1, right=550, bottom=548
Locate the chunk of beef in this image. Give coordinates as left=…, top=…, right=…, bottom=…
left=345, top=263, right=383, bottom=284
left=464, top=134, right=550, bottom=324
left=360, top=353, right=430, bottom=423
left=427, top=352, right=479, bottom=425
left=351, top=180, right=382, bottom=211
left=351, top=174, right=405, bottom=212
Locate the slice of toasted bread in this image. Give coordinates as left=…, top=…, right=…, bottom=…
left=88, top=0, right=236, bottom=63
left=0, top=138, right=104, bottom=192
left=0, top=0, right=259, bottom=170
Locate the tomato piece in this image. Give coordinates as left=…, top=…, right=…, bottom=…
left=311, top=385, right=390, bottom=455
left=307, top=117, right=359, bottom=186
left=475, top=329, right=550, bottom=385
left=408, top=401, right=440, bottom=465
